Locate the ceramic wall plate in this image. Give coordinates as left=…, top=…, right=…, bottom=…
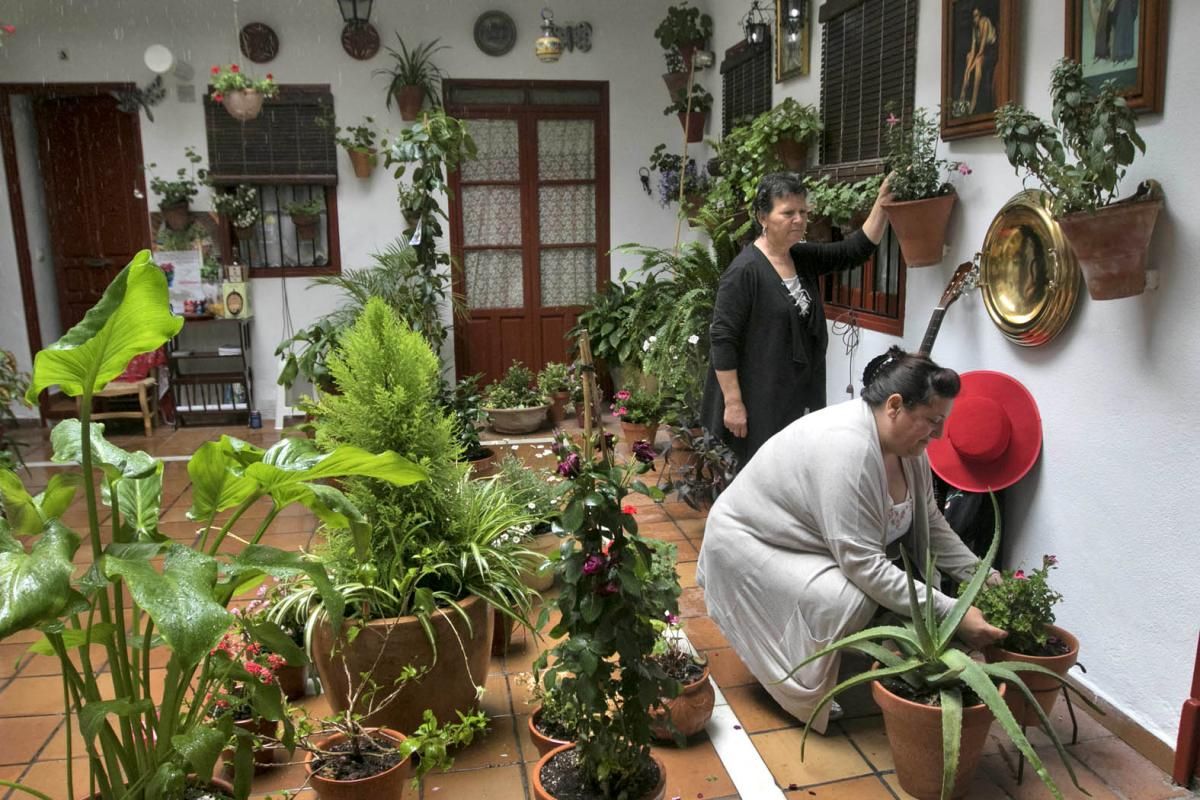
left=474, top=10, right=517, bottom=56
left=979, top=190, right=1081, bottom=347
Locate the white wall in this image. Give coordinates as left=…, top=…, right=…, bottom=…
left=710, top=0, right=1198, bottom=746
left=0, top=0, right=698, bottom=413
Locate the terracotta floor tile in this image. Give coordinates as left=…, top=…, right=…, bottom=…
left=639, top=520, right=687, bottom=541
left=515, top=714, right=548, bottom=763
left=0, top=675, right=76, bottom=716
left=14, top=756, right=90, bottom=800
left=0, top=714, right=59, bottom=765
left=883, top=768, right=1012, bottom=800
left=785, top=774, right=895, bottom=798
left=482, top=672, right=514, bottom=718
left=673, top=538, right=700, bottom=563
left=705, top=647, right=757, bottom=688
left=423, top=761, right=528, bottom=798
left=676, top=560, right=698, bottom=588
left=678, top=586, right=708, bottom=618
left=662, top=501, right=708, bottom=520
left=838, top=716, right=893, bottom=770
left=681, top=616, right=731, bottom=652
left=40, top=715, right=86, bottom=760
left=1066, top=737, right=1193, bottom=799
left=653, top=736, right=738, bottom=799
left=722, top=684, right=799, bottom=733
left=979, top=746, right=1122, bottom=799
left=1023, top=694, right=1115, bottom=747
left=673, top=516, right=708, bottom=539
left=509, top=672, right=541, bottom=716
left=447, top=715, right=524, bottom=771
left=752, top=726, right=873, bottom=788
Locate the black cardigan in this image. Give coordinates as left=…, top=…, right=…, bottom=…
left=701, top=231, right=878, bottom=465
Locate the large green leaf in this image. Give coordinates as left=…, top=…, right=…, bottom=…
left=186, top=441, right=260, bottom=520
left=939, top=686, right=962, bottom=800
left=100, top=462, right=164, bottom=540
left=937, top=492, right=1002, bottom=647
left=172, top=718, right=232, bottom=781
left=229, top=545, right=345, bottom=629
left=78, top=697, right=154, bottom=743
left=245, top=438, right=428, bottom=492
left=0, top=472, right=82, bottom=536
left=26, top=251, right=183, bottom=402
left=268, top=482, right=369, bottom=544
left=105, top=544, right=231, bottom=669
left=0, top=521, right=81, bottom=639
left=241, top=617, right=306, bottom=668
left=24, top=623, right=117, bottom=657
left=51, top=420, right=156, bottom=480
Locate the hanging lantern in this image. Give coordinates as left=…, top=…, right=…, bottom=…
left=741, top=0, right=771, bottom=47
left=785, top=0, right=808, bottom=45
left=535, top=7, right=562, bottom=63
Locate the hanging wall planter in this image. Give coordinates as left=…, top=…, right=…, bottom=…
left=882, top=191, right=957, bottom=267
left=1055, top=185, right=1164, bottom=299
left=775, top=138, right=809, bottom=171
left=394, top=86, right=424, bottom=121
left=347, top=149, right=377, bottom=179
left=161, top=201, right=191, bottom=232
left=290, top=212, right=320, bottom=242
left=677, top=111, right=705, bottom=143
left=662, top=72, right=689, bottom=104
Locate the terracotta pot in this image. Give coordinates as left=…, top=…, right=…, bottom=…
left=806, top=214, right=834, bottom=243
left=986, top=624, right=1079, bottom=726
left=662, top=72, right=690, bottom=104
left=621, top=422, right=659, bottom=454
left=651, top=665, right=715, bottom=740
left=1057, top=198, right=1163, bottom=299
left=276, top=662, right=307, bottom=701
left=291, top=212, right=320, bottom=242
left=492, top=608, right=516, bottom=657
left=222, top=716, right=278, bottom=772
left=548, top=390, right=571, bottom=426
left=522, top=531, right=562, bottom=593
left=534, top=743, right=667, bottom=800
left=394, top=85, right=424, bottom=121
left=486, top=405, right=549, bottom=434
left=162, top=201, right=191, bottom=232
left=223, top=89, right=265, bottom=122
left=529, top=706, right=573, bottom=758
left=775, top=138, right=809, bottom=170
left=677, top=43, right=702, bottom=72
left=306, top=728, right=411, bottom=800
left=677, top=111, right=706, bottom=144
left=871, top=676, right=1004, bottom=800
left=311, top=595, right=493, bottom=734
left=83, top=776, right=235, bottom=800
left=882, top=192, right=957, bottom=267
left=347, top=148, right=376, bottom=179
left=468, top=446, right=498, bottom=479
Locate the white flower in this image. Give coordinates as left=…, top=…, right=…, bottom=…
left=511, top=444, right=520, bottom=450
left=642, top=339, right=651, bottom=352
left=527, top=502, right=537, bottom=510
left=687, top=334, right=700, bottom=345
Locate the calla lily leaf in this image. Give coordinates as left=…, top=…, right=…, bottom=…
left=187, top=441, right=260, bottom=520
left=0, top=520, right=82, bottom=639
left=51, top=420, right=156, bottom=480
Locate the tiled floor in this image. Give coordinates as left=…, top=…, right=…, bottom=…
left=2, top=420, right=1195, bottom=799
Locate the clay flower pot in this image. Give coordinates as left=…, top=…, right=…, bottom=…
left=161, top=201, right=191, bottom=232
left=468, top=446, right=498, bottom=479
left=522, top=531, right=562, bottom=593
left=621, top=422, right=659, bottom=454
left=882, top=191, right=957, bottom=267
left=394, top=85, right=424, bottom=121
left=347, top=148, right=376, bottom=179
left=651, top=665, right=715, bottom=740
left=662, top=72, right=690, bottom=104
left=775, top=138, right=809, bottom=170
left=306, top=728, right=411, bottom=800
left=276, top=662, right=307, bottom=701
left=290, top=212, right=320, bottom=242
left=534, top=743, right=667, bottom=800
left=529, top=706, right=573, bottom=758
left=1057, top=197, right=1163, bottom=299
left=986, top=624, right=1079, bottom=726
left=222, top=715, right=278, bottom=772
left=805, top=214, right=834, bottom=243
left=677, top=111, right=706, bottom=144
left=548, top=390, right=571, bottom=426
left=486, top=405, right=550, bottom=434
left=83, top=776, right=234, bottom=800
left=223, top=89, right=265, bottom=122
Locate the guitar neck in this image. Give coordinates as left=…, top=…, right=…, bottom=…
left=918, top=308, right=946, bottom=357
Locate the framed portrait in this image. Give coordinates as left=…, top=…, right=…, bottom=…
left=940, top=0, right=1019, bottom=140
left=775, top=0, right=811, bottom=82
left=1065, top=0, right=1166, bottom=113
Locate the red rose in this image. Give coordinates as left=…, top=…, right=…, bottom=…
left=1014, top=569, right=1027, bottom=580
left=230, top=64, right=240, bottom=73
left=266, top=73, right=273, bottom=80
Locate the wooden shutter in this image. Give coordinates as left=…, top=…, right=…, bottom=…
left=205, top=86, right=337, bottom=183
left=721, top=39, right=773, bottom=136
left=819, top=0, right=917, bottom=167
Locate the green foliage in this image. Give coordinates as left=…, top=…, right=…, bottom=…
left=787, top=496, right=1092, bottom=800
left=654, top=2, right=713, bottom=50
left=663, top=84, right=712, bottom=115
left=212, top=185, right=261, bottom=229
left=537, top=429, right=679, bottom=797
left=883, top=105, right=968, bottom=202
left=0, top=350, right=31, bottom=470
left=661, top=430, right=738, bottom=512
left=970, top=555, right=1063, bottom=655
left=444, top=374, right=488, bottom=460
left=484, top=360, right=546, bottom=409
left=995, top=58, right=1145, bottom=215
left=397, top=709, right=488, bottom=783
left=144, top=146, right=208, bottom=209
left=537, top=361, right=571, bottom=396
left=611, top=386, right=664, bottom=426
left=375, top=35, right=448, bottom=110
left=754, top=98, right=822, bottom=149
left=209, top=64, right=278, bottom=100
left=805, top=175, right=883, bottom=229
left=335, top=117, right=379, bottom=153
left=495, top=455, right=565, bottom=536
left=283, top=197, right=323, bottom=217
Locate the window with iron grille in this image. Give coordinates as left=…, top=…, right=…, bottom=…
left=817, top=0, right=917, bottom=334
left=721, top=38, right=772, bottom=136
left=204, top=85, right=340, bottom=276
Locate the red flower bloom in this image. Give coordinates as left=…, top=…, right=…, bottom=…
left=211, top=64, right=220, bottom=74
left=266, top=73, right=273, bottom=80
left=230, top=64, right=240, bottom=73
left=213, top=92, right=224, bottom=103
left=1013, top=569, right=1027, bottom=579
left=2, top=24, right=17, bottom=34
left=621, top=504, right=637, bottom=515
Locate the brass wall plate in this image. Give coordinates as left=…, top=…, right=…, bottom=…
left=980, top=190, right=1081, bottom=347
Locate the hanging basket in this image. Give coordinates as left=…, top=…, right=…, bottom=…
left=394, top=85, right=424, bottom=121
left=1056, top=188, right=1164, bottom=300
left=290, top=212, right=320, bottom=242
left=677, top=111, right=706, bottom=144
left=662, top=72, right=690, bottom=104
left=347, top=148, right=377, bottom=179
left=882, top=192, right=957, bottom=267
left=222, top=89, right=265, bottom=122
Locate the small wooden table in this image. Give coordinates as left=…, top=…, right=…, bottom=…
left=81, top=376, right=158, bottom=437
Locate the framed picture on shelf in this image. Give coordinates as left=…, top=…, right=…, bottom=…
left=1065, top=0, right=1166, bottom=113
left=775, top=0, right=810, bottom=81
left=940, top=0, right=1019, bottom=140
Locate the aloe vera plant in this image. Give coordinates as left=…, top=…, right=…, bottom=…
left=788, top=494, right=1096, bottom=800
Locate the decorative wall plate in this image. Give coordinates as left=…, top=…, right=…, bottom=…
left=342, top=22, right=380, bottom=60
left=474, top=10, right=517, bottom=57
left=979, top=190, right=1081, bottom=347
left=239, top=23, right=279, bottom=64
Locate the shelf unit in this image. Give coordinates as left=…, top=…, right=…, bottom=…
left=168, top=316, right=254, bottom=427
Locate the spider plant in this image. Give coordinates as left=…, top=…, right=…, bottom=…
left=375, top=35, right=448, bottom=111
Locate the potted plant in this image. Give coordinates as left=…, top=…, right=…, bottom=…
left=654, top=2, right=713, bottom=72
left=375, top=35, right=448, bottom=121
left=804, top=174, right=884, bottom=242
left=283, top=197, right=324, bottom=242
left=647, top=543, right=713, bottom=742
left=335, top=117, right=381, bottom=179
left=213, top=184, right=262, bottom=242
left=664, top=84, right=712, bottom=144
left=660, top=48, right=689, bottom=105
left=756, top=98, right=822, bottom=170
left=209, top=617, right=291, bottom=773
left=534, top=425, right=679, bottom=799
left=647, top=144, right=712, bottom=221
left=972, top=554, right=1078, bottom=726
left=209, top=63, right=278, bottom=121
left=538, top=361, right=572, bottom=426
left=495, top=453, right=567, bottom=594
left=483, top=360, right=550, bottom=434
left=144, top=145, right=208, bottom=231
left=612, top=385, right=664, bottom=452
left=518, top=671, right=580, bottom=758
left=0, top=349, right=31, bottom=471
left=446, top=373, right=497, bottom=478
left=995, top=58, right=1162, bottom=299
left=661, top=430, right=738, bottom=512
left=242, top=580, right=310, bottom=701
left=788, top=498, right=1096, bottom=800
left=0, top=251, right=424, bottom=800
left=880, top=105, right=972, bottom=266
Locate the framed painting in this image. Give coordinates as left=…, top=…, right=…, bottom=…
left=1065, top=0, right=1166, bottom=113
left=940, top=0, right=1019, bottom=140
left=775, top=0, right=811, bottom=82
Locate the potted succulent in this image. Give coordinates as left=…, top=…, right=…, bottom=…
left=804, top=174, right=884, bottom=242
left=612, top=384, right=664, bottom=452
left=664, top=84, right=712, bottom=143
left=144, top=145, right=208, bottom=231
left=483, top=360, right=550, bottom=434
left=0, top=251, right=423, bottom=800
left=334, top=116, right=381, bottom=179
left=375, top=35, right=448, bottom=121
left=973, top=554, right=1078, bottom=726
left=446, top=373, right=497, bottom=478
left=654, top=2, right=713, bottom=72
left=283, top=197, right=324, bottom=242
left=538, top=361, right=572, bottom=426
left=534, top=425, right=679, bottom=799
left=995, top=58, right=1162, bottom=299
left=756, top=98, right=823, bottom=170
left=212, top=184, right=262, bottom=242
left=788, top=498, right=1096, bottom=800
left=209, top=63, right=278, bottom=121
left=0, top=349, right=31, bottom=471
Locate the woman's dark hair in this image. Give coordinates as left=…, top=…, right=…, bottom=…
left=861, top=346, right=960, bottom=408
left=752, top=172, right=807, bottom=221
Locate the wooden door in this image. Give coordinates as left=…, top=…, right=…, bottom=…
left=34, top=93, right=150, bottom=330
left=448, top=82, right=609, bottom=385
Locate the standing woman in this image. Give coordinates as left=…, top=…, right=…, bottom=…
left=701, top=172, right=894, bottom=468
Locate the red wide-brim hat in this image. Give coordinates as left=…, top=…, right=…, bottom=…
left=927, top=370, right=1042, bottom=493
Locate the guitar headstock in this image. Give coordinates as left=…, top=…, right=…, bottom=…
left=939, top=257, right=980, bottom=309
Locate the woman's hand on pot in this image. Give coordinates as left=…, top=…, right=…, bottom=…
left=957, top=606, right=1007, bottom=651
left=876, top=172, right=896, bottom=206
left=724, top=400, right=748, bottom=438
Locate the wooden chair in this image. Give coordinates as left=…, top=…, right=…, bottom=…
left=81, top=376, right=158, bottom=437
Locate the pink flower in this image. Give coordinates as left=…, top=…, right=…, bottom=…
left=622, top=504, right=638, bottom=516
left=1044, top=554, right=1058, bottom=566
left=230, top=64, right=240, bottom=73
left=957, top=162, right=973, bottom=176
left=886, top=113, right=900, bottom=127
left=1013, top=570, right=1027, bottom=580
left=617, top=407, right=628, bottom=417
left=211, top=65, right=220, bottom=75
left=266, top=653, right=287, bottom=671
left=616, top=390, right=631, bottom=401
left=1, top=24, right=16, bottom=34
left=582, top=554, right=606, bottom=575
left=666, top=612, right=679, bottom=624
